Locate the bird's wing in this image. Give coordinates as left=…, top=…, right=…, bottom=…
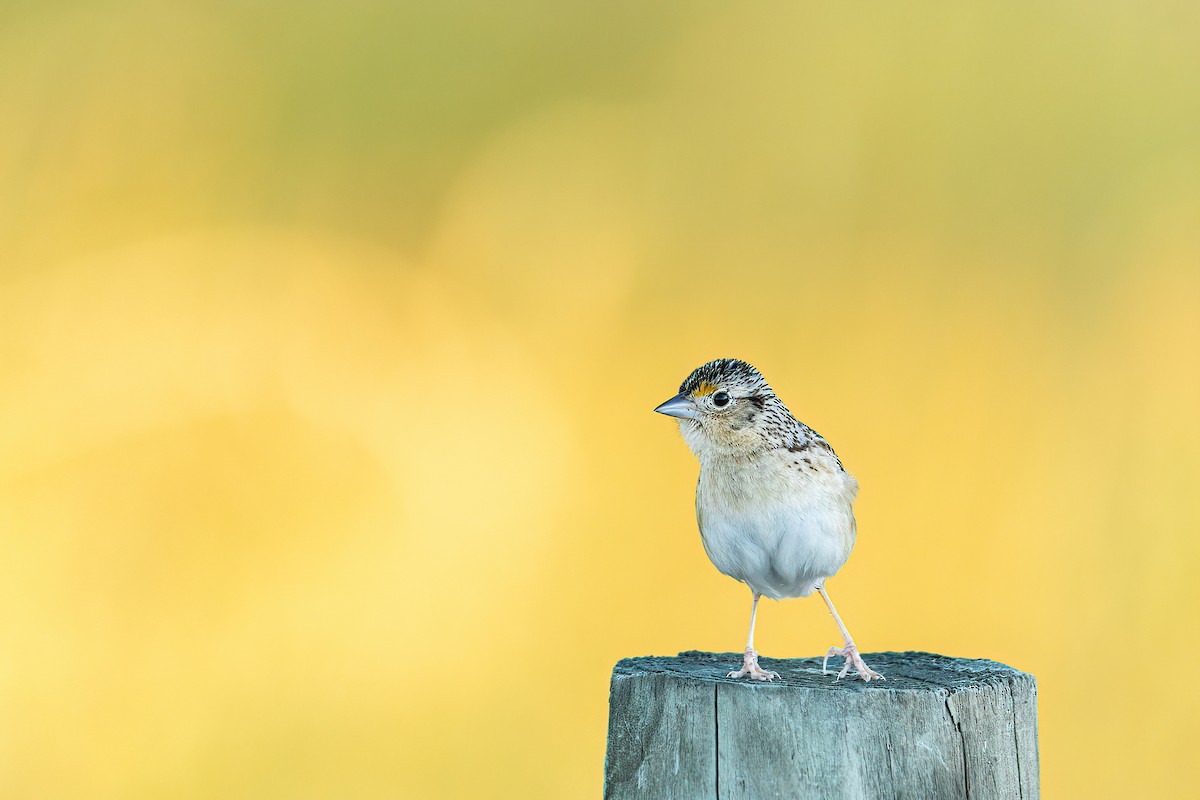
left=779, top=422, right=856, bottom=495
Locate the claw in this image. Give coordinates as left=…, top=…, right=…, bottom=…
left=822, top=642, right=884, bottom=682
left=822, top=646, right=840, bottom=676
left=727, top=649, right=780, bottom=681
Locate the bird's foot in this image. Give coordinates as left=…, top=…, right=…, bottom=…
left=822, top=642, right=884, bottom=682
left=727, top=648, right=780, bottom=681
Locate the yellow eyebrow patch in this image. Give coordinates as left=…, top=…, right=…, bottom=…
left=691, top=381, right=719, bottom=397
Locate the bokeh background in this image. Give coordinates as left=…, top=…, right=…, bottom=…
left=2, top=1, right=1198, bottom=797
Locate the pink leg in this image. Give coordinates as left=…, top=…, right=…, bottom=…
left=727, top=591, right=780, bottom=681
left=817, top=585, right=884, bottom=682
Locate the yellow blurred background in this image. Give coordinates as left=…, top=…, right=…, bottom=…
left=1, top=1, right=1197, bottom=797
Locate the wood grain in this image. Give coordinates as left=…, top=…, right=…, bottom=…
left=604, top=651, right=1038, bottom=800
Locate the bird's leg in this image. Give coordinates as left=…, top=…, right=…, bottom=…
left=727, top=591, right=780, bottom=681
left=817, top=585, right=884, bottom=682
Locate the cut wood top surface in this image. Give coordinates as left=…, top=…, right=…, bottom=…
left=613, top=650, right=1033, bottom=692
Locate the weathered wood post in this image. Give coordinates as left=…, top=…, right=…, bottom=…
left=604, top=651, right=1038, bottom=800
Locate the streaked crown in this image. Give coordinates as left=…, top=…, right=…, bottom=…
left=679, top=358, right=770, bottom=398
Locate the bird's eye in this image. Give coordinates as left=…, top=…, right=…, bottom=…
left=712, top=391, right=731, bottom=407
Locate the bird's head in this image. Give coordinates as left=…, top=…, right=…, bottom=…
left=654, top=358, right=780, bottom=455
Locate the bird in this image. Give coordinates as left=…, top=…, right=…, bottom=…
left=654, top=358, right=883, bottom=682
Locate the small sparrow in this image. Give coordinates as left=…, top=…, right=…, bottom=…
left=655, top=358, right=882, bottom=682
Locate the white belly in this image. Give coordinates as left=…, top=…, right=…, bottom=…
left=695, top=457, right=857, bottom=599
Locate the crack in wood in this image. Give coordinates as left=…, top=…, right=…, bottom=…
left=944, top=692, right=971, bottom=799
left=714, top=683, right=720, bottom=800
left=1009, top=683, right=1024, bottom=800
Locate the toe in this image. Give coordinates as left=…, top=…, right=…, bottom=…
left=855, top=662, right=884, bottom=682
left=823, top=646, right=843, bottom=675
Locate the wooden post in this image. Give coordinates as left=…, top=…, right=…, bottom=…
left=604, top=651, right=1038, bottom=800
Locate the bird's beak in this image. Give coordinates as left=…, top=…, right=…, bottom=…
left=654, top=393, right=699, bottom=420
